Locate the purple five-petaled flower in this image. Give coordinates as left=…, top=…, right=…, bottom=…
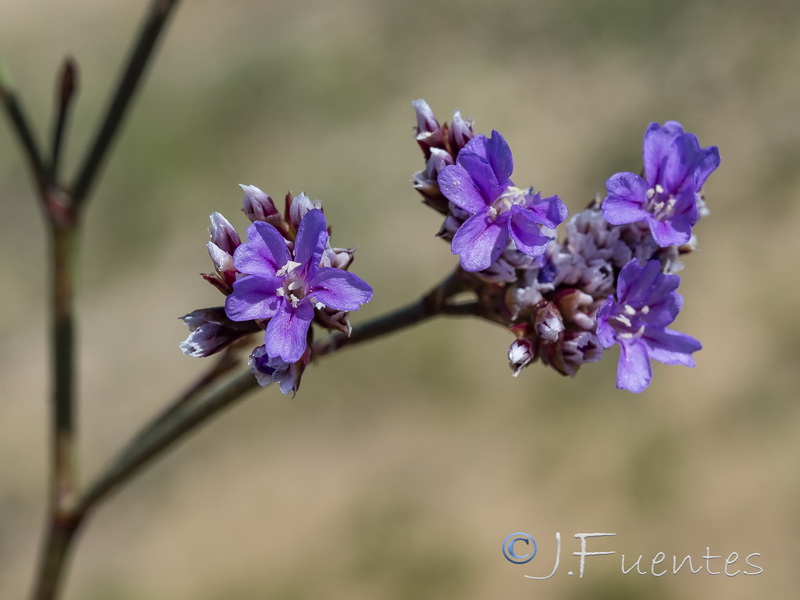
left=602, top=121, right=720, bottom=247
left=596, top=259, right=701, bottom=393
left=438, top=130, right=568, bottom=272
left=224, top=208, right=373, bottom=363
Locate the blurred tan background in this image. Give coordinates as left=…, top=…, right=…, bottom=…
left=2, top=0, right=799, bottom=598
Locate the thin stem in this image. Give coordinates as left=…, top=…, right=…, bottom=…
left=77, top=368, right=261, bottom=514
left=29, top=3, right=182, bottom=599
left=77, top=271, right=472, bottom=516
left=50, top=226, right=78, bottom=501
left=50, top=58, right=78, bottom=182
left=70, top=0, right=180, bottom=210
left=314, top=269, right=471, bottom=356
left=31, top=514, right=82, bottom=600
left=0, top=69, right=51, bottom=195
left=114, top=346, right=243, bottom=464
left=30, top=222, right=79, bottom=600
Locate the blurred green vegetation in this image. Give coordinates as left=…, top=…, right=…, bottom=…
left=2, top=0, right=799, bottom=598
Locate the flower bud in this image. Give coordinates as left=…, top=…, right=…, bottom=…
left=240, top=184, right=278, bottom=222
left=448, top=110, right=474, bottom=152
left=560, top=331, right=603, bottom=375
left=508, top=338, right=535, bottom=377
left=414, top=148, right=453, bottom=214
left=314, top=307, right=352, bottom=335
left=249, top=345, right=307, bottom=396
left=412, top=98, right=444, bottom=157
left=179, top=307, right=259, bottom=357
left=533, top=301, right=564, bottom=342
left=323, top=246, right=356, bottom=271
left=288, top=192, right=322, bottom=231
left=207, top=241, right=235, bottom=274
left=208, top=212, right=240, bottom=255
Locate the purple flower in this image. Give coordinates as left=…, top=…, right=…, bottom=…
left=602, top=121, right=720, bottom=247
left=438, top=130, right=567, bottom=272
left=596, top=259, right=701, bottom=393
left=224, top=209, right=373, bottom=363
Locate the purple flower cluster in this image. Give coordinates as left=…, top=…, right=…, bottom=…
left=225, top=209, right=372, bottom=363
left=412, top=100, right=719, bottom=392
left=180, top=185, right=373, bottom=395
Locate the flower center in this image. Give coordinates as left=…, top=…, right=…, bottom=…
left=487, top=186, right=527, bottom=221
left=275, top=260, right=309, bottom=308
left=611, top=303, right=648, bottom=339
left=645, top=184, right=678, bottom=222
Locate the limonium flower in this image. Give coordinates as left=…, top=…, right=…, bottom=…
left=602, top=121, right=720, bottom=247
left=438, top=130, right=567, bottom=272
left=225, top=208, right=373, bottom=363
left=596, top=259, right=701, bottom=393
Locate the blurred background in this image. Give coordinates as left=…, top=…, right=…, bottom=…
left=1, top=0, right=798, bottom=598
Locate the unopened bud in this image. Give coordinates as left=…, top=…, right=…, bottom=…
left=448, top=110, right=474, bottom=152
left=412, top=98, right=445, bottom=158
left=179, top=307, right=259, bottom=357
left=315, top=307, right=352, bottom=336
left=323, top=246, right=355, bottom=270
left=509, top=338, right=535, bottom=377
left=240, top=184, right=278, bottom=222
left=412, top=98, right=440, bottom=136
left=208, top=212, right=240, bottom=255
left=533, top=302, right=564, bottom=342
left=288, top=192, right=322, bottom=230
left=249, top=345, right=307, bottom=396
left=560, top=331, right=603, bottom=376
left=207, top=241, right=235, bottom=273
left=414, top=148, right=454, bottom=214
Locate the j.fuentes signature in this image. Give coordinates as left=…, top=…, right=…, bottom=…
left=502, top=532, right=763, bottom=578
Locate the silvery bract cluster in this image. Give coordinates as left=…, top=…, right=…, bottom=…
left=180, top=186, right=373, bottom=395
left=412, top=100, right=719, bottom=392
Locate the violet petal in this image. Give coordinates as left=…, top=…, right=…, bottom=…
left=451, top=213, right=508, bottom=272
left=225, top=275, right=282, bottom=321
left=234, top=221, right=290, bottom=276
left=438, top=164, right=489, bottom=214
left=616, top=339, right=652, bottom=393
left=265, top=302, right=314, bottom=363
left=603, top=172, right=649, bottom=225
left=294, top=208, right=328, bottom=275
left=508, top=206, right=551, bottom=256
left=310, top=268, right=374, bottom=311
left=645, top=328, right=701, bottom=366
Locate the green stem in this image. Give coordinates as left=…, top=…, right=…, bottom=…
left=77, top=270, right=474, bottom=515
left=27, top=2, right=182, bottom=599
left=30, top=222, right=79, bottom=600
left=70, top=0, right=180, bottom=211
left=77, top=368, right=261, bottom=514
